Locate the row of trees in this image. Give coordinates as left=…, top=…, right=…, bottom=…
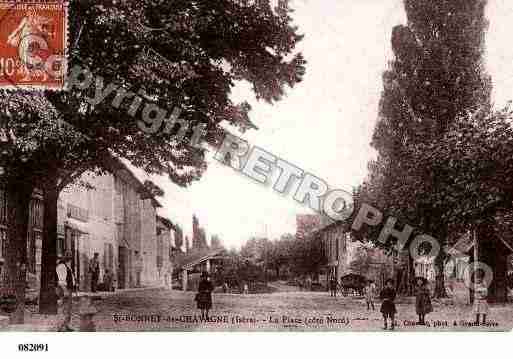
left=0, top=0, right=305, bottom=322
left=352, top=0, right=513, bottom=300
left=215, top=234, right=327, bottom=287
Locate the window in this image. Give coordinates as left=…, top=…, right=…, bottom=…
left=67, top=204, right=89, bottom=222
left=30, top=199, right=43, bottom=229
left=56, top=236, right=64, bottom=258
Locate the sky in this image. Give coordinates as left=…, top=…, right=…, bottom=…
left=133, top=0, right=513, bottom=249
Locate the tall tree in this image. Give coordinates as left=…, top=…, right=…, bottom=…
left=424, top=107, right=513, bottom=301
left=210, top=234, right=224, bottom=250
left=0, top=0, right=305, bottom=314
left=357, top=0, right=491, bottom=297
left=185, top=236, right=191, bottom=253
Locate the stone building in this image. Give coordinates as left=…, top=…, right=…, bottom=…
left=0, top=188, right=44, bottom=294
left=0, top=157, right=168, bottom=294
left=314, top=221, right=394, bottom=290
left=156, top=215, right=176, bottom=287
left=314, top=221, right=350, bottom=281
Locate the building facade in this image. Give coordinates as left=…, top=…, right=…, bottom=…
left=316, top=221, right=394, bottom=290
left=0, top=158, right=167, bottom=294
left=316, top=222, right=350, bottom=281
left=156, top=216, right=175, bottom=288
left=0, top=188, right=44, bottom=293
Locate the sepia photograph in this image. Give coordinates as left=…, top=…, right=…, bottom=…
left=0, top=0, right=512, bottom=357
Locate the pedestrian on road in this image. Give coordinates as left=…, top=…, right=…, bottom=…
left=195, top=271, right=213, bottom=321
left=89, top=253, right=100, bottom=293
left=329, top=276, right=337, bottom=297
left=474, top=274, right=489, bottom=325
left=364, top=280, right=376, bottom=311
left=306, top=277, right=312, bottom=291
left=380, top=279, right=397, bottom=330
left=243, top=282, right=249, bottom=295
left=415, top=277, right=432, bottom=325
left=56, top=252, right=76, bottom=331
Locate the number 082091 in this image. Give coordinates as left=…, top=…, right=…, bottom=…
left=18, top=343, right=48, bottom=352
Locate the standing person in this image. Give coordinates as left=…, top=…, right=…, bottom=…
left=56, top=252, right=76, bottom=331
left=243, top=282, right=249, bottom=295
left=474, top=274, right=489, bottom=325
left=222, top=281, right=229, bottom=294
left=380, top=279, right=397, bottom=330
left=415, top=277, right=433, bottom=325
left=306, top=276, right=312, bottom=291
left=364, top=280, right=376, bottom=311
left=103, top=269, right=114, bottom=292
left=329, top=276, right=337, bottom=297
left=89, top=253, right=100, bottom=293
left=195, top=272, right=213, bottom=321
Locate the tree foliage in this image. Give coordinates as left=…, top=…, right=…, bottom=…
left=143, top=180, right=165, bottom=197
left=354, top=0, right=494, bottom=297
left=235, top=233, right=326, bottom=281
left=0, top=0, right=305, bottom=314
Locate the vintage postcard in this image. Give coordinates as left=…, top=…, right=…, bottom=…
left=0, top=0, right=512, bottom=356
left=0, top=1, right=67, bottom=90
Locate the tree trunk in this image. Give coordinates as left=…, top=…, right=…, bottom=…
left=433, top=250, right=448, bottom=298
left=396, top=267, right=404, bottom=294
left=38, top=182, right=59, bottom=314
left=5, top=182, right=32, bottom=324
left=476, top=224, right=509, bottom=303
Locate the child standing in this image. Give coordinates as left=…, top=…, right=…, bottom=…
left=474, top=275, right=489, bottom=325
left=329, top=276, right=338, bottom=297
left=380, top=279, right=397, bottom=330
left=364, top=280, right=376, bottom=310
left=415, top=277, right=432, bottom=325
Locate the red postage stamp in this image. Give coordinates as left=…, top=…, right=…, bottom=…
left=0, top=1, right=68, bottom=90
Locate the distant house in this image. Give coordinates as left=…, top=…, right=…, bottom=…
left=313, top=221, right=394, bottom=290
left=296, top=214, right=328, bottom=239
left=450, top=224, right=513, bottom=303
left=174, top=248, right=225, bottom=291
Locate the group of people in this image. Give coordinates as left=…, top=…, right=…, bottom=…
left=363, top=277, right=432, bottom=330
left=364, top=275, right=490, bottom=330
left=221, top=281, right=249, bottom=294
left=54, top=252, right=113, bottom=331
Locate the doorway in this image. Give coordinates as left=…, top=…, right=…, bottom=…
left=118, top=246, right=127, bottom=289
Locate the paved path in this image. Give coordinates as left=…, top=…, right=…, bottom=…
left=267, top=281, right=302, bottom=292
left=85, top=288, right=513, bottom=332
